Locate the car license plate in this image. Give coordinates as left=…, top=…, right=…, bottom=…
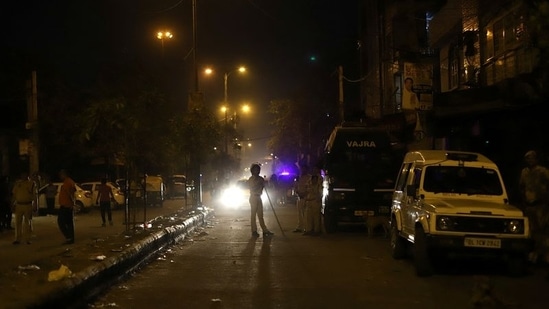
left=354, top=210, right=374, bottom=216
left=464, top=237, right=501, bottom=249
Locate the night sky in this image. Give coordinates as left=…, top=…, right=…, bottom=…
left=1, top=0, right=361, bottom=162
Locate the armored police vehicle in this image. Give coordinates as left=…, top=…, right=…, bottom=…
left=321, top=122, right=405, bottom=233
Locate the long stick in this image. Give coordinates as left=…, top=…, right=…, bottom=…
left=264, top=188, right=285, bottom=237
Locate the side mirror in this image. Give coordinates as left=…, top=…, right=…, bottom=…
left=406, top=184, right=417, bottom=197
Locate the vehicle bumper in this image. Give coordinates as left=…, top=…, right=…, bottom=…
left=426, top=234, right=534, bottom=254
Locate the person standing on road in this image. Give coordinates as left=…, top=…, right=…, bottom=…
left=293, top=165, right=310, bottom=233
left=11, top=172, right=37, bottom=244
left=268, top=173, right=280, bottom=205
left=304, top=168, right=323, bottom=236
left=58, top=169, right=76, bottom=244
left=45, top=181, right=57, bottom=215
left=247, top=163, right=274, bottom=238
left=519, top=150, right=549, bottom=263
left=96, top=178, right=114, bottom=227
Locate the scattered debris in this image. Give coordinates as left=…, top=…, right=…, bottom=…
left=18, top=265, right=40, bottom=271
left=91, top=255, right=107, bottom=261
left=89, top=302, right=118, bottom=308
left=48, top=264, right=73, bottom=282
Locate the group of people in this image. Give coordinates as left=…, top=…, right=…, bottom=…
left=1, top=169, right=116, bottom=246
left=292, top=164, right=323, bottom=236
left=245, top=162, right=324, bottom=238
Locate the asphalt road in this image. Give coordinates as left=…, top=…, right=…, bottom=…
left=92, top=197, right=549, bottom=309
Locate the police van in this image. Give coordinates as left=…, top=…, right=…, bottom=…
left=321, top=123, right=405, bottom=233
left=390, top=150, right=532, bottom=276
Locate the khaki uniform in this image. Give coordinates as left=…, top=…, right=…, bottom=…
left=12, top=179, right=36, bottom=243
left=305, top=174, right=323, bottom=235
left=248, top=174, right=269, bottom=234
left=294, top=173, right=310, bottom=232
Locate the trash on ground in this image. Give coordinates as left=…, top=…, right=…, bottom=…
left=91, top=255, right=107, bottom=261
left=18, top=265, right=40, bottom=271
left=48, top=264, right=73, bottom=282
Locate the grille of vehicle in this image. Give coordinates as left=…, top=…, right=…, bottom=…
left=437, top=216, right=524, bottom=234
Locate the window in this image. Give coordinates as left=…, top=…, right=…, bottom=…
left=495, top=58, right=505, bottom=82
left=484, top=25, right=494, bottom=60
left=395, top=163, right=412, bottom=191
left=485, top=62, right=495, bottom=85
left=504, top=14, right=517, bottom=48
left=493, top=20, right=504, bottom=55
left=423, top=166, right=503, bottom=195
left=449, top=44, right=459, bottom=89
left=505, top=52, right=516, bottom=77
left=412, top=167, right=422, bottom=187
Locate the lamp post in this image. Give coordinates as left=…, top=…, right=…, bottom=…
left=220, top=106, right=229, bottom=153
left=206, top=66, right=246, bottom=153
left=223, top=66, right=246, bottom=106
left=156, top=31, right=173, bottom=57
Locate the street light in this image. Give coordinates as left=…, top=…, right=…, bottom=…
left=156, top=31, right=173, bottom=56
left=206, top=66, right=247, bottom=153
left=224, top=66, right=246, bottom=105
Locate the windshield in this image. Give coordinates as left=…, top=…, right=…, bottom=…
left=326, top=149, right=399, bottom=189
left=423, top=166, right=504, bottom=195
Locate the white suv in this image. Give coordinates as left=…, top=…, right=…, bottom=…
left=390, top=150, right=533, bottom=276
left=37, top=183, right=93, bottom=215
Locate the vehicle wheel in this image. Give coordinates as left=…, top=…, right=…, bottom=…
left=74, top=202, right=84, bottom=214
left=414, top=226, right=434, bottom=277
left=323, top=212, right=337, bottom=233
left=506, top=254, right=528, bottom=277
left=390, top=218, right=407, bottom=259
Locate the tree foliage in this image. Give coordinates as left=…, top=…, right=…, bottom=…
left=267, top=97, right=337, bottom=170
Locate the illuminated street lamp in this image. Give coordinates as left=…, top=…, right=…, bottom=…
left=156, top=31, right=173, bottom=56
left=224, top=66, right=246, bottom=105
left=206, top=66, right=247, bottom=153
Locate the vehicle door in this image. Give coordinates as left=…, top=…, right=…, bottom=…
left=393, top=162, right=412, bottom=227
left=404, top=167, right=423, bottom=234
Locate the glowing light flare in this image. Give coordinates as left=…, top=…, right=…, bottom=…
left=156, top=31, right=173, bottom=40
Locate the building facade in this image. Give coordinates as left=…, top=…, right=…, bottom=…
left=360, top=0, right=549, bottom=199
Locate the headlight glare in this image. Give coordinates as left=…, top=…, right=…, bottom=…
left=437, top=216, right=452, bottom=231
left=507, top=220, right=522, bottom=234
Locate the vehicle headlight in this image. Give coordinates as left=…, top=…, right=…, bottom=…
left=436, top=216, right=453, bottom=231
left=506, top=220, right=523, bottom=234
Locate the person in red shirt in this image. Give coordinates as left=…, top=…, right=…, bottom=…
left=58, top=169, right=76, bottom=244
left=96, top=178, right=114, bottom=227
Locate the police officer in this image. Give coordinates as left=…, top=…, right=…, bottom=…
left=519, top=150, right=549, bottom=263
left=293, top=165, right=310, bottom=233
left=247, top=163, right=273, bottom=237
left=304, top=168, right=323, bottom=236
left=11, top=172, right=37, bottom=244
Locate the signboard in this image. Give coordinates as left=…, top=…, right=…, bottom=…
left=403, top=62, right=433, bottom=111
left=19, top=139, right=29, bottom=156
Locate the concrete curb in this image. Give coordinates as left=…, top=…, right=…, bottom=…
left=29, top=207, right=215, bottom=309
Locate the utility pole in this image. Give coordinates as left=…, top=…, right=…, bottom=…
left=338, top=66, right=344, bottom=124
left=26, top=71, right=39, bottom=176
